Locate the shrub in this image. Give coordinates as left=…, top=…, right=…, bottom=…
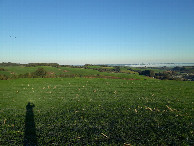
left=0, top=74, right=8, bottom=80
left=0, top=68, right=6, bottom=71
left=114, top=66, right=121, bottom=72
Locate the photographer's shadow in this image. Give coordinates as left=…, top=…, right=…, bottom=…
left=24, top=102, right=37, bottom=146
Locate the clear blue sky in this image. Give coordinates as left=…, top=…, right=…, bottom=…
left=1, top=0, right=194, bottom=65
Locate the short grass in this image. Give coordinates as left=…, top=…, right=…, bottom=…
left=0, top=78, right=193, bottom=145
left=0, top=66, right=38, bottom=76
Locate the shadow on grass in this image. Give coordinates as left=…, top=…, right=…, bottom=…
left=24, top=102, right=37, bottom=146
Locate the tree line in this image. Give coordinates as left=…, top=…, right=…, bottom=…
left=0, top=62, right=59, bottom=67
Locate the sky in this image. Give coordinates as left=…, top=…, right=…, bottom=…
left=0, top=0, right=194, bottom=65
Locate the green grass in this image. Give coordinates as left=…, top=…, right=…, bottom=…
left=0, top=66, right=38, bottom=76
left=120, top=67, right=137, bottom=74
left=86, top=65, right=103, bottom=69
left=0, top=78, right=193, bottom=145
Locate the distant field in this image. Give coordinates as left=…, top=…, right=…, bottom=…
left=0, top=76, right=193, bottom=145
left=0, top=66, right=149, bottom=80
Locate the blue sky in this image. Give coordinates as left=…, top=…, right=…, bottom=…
left=0, top=0, right=194, bottom=65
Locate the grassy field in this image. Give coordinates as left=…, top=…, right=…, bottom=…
left=0, top=66, right=149, bottom=80
left=0, top=67, right=194, bottom=145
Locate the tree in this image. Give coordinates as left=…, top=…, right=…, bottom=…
left=33, top=68, right=47, bottom=78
